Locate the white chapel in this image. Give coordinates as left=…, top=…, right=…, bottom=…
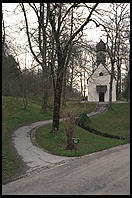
left=87, top=39, right=116, bottom=102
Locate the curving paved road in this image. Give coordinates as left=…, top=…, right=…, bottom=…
left=2, top=102, right=130, bottom=194
left=5, top=102, right=109, bottom=178
left=9, top=120, right=74, bottom=175
left=2, top=144, right=130, bottom=195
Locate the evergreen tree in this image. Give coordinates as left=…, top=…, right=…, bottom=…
left=2, top=53, right=22, bottom=96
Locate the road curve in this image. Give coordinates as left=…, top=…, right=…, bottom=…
left=8, top=120, right=74, bottom=176
left=2, top=144, right=130, bottom=195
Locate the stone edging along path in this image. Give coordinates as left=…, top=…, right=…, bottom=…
left=31, top=102, right=129, bottom=154
left=79, top=103, right=130, bottom=142
left=31, top=102, right=129, bottom=153
left=4, top=102, right=129, bottom=184
left=4, top=120, right=75, bottom=184
left=77, top=122, right=129, bottom=141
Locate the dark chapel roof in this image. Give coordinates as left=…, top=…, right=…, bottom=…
left=87, top=39, right=116, bottom=83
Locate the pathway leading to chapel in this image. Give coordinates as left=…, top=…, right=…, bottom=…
left=7, top=102, right=114, bottom=181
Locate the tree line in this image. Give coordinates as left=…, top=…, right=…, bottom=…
left=2, top=3, right=130, bottom=134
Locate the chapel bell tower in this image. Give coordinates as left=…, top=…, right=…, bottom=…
left=96, top=38, right=106, bottom=67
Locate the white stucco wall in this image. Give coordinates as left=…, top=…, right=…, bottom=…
left=88, top=64, right=116, bottom=102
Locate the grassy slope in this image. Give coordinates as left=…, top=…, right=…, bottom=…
left=35, top=103, right=129, bottom=157
left=88, top=103, right=130, bottom=138
left=2, top=96, right=52, bottom=182
left=2, top=96, right=96, bottom=182
left=2, top=96, right=129, bottom=181
left=60, top=101, right=96, bottom=116
left=35, top=122, right=126, bottom=157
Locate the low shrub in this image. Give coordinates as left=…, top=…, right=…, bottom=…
left=76, top=113, right=91, bottom=128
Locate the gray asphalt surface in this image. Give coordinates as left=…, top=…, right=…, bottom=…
left=10, top=120, right=73, bottom=174
left=2, top=144, right=130, bottom=195
left=6, top=102, right=108, bottom=176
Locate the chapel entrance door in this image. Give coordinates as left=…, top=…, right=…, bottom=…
left=99, top=92, right=104, bottom=102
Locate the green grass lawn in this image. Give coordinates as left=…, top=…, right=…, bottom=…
left=2, top=96, right=129, bottom=183
left=2, top=96, right=96, bottom=183
left=88, top=103, right=130, bottom=138
left=2, top=96, right=52, bottom=134
left=35, top=122, right=127, bottom=157
left=35, top=102, right=130, bottom=157
left=60, top=101, right=96, bottom=116
left=2, top=96, right=52, bottom=182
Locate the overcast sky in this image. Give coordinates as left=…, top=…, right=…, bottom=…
left=2, top=3, right=104, bottom=68
left=2, top=3, right=130, bottom=73
left=2, top=3, right=130, bottom=95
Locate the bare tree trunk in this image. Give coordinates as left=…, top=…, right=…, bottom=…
left=41, top=5, right=49, bottom=112
left=116, top=59, right=121, bottom=100
left=62, top=66, right=67, bottom=106
left=23, top=89, right=28, bottom=109
left=2, top=12, right=5, bottom=50
left=83, top=70, right=86, bottom=99
left=41, top=31, right=49, bottom=112
left=127, top=70, right=130, bottom=101
left=52, top=69, right=64, bottom=132
left=69, top=59, right=74, bottom=98
left=62, top=47, right=72, bottom=105
left=63, top=111, right=75, bottom=150
left=42, top=68, right=49, bottom=111
left=80, top=74, right=83, bottom=96
left=48, top=3, right=99, bottom=133
left=21, top=3, right=49, bottom=112
left=22, top=73, right=28, bottom=109
left=109, top=60, right=114, bottom=107
left=66, top=132, right=74, bottom=150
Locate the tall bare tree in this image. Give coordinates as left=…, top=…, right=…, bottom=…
left=20, top=3, right=50, bottom=111
left=89, top=3, right=130, bottom=105
left=48, top=3, right=99, bottom=132
left=2, top=12, right=5, bottom=50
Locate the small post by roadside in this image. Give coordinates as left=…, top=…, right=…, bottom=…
left=72, top=138, right=80, bottom=156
